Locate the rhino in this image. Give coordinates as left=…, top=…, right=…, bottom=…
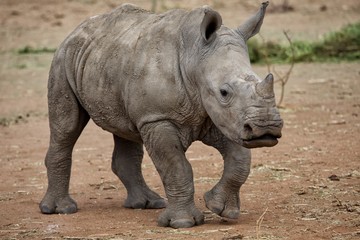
left=40, top=2, right=283, bottom=228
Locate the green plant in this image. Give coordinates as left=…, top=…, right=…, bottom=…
left=315, top=22, right=360, bottom=60
left=248, top=22, right=360, bottom=64
left=17, top=46, right=56, bottom=55
left=15, top=63, right=27, bottom=69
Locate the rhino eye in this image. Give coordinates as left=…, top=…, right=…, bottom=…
left=220, top=89, right=228, bottom=97
left=219, top=84, right=233, bottom=104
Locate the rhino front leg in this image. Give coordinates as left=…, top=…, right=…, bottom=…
left=141, top=122, right=204, bottom=228
left=111, top=135, right=166, bottom=209
left=201, top=126, right=251, bottom=219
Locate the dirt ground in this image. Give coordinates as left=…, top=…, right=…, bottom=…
left=0, top=0, right=359, bottom=239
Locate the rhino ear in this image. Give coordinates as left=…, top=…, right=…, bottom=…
left=237, top=1, right=269, bottom=41
left=200, top=7, right=222, bottom=42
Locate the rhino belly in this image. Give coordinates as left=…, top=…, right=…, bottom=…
left=78, top=82, right=142, bottom=143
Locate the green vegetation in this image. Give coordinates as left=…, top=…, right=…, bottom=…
left=15, top=22, right=359, bottom=63
left=17, top=46, right=56, bottom=55
left=0, top=114, right=28, bottom=126
left=15, top=63, right=27, bottom=69
left=248, top=22, right=360, bottom=64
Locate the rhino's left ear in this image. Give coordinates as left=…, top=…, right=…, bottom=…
left=200, top=7, right=222, bottom=42
left=237, top=1, right=269, bottom=41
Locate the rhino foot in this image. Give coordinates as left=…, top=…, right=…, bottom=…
left=204, top=189, right=240, bottom=219
left=40, top=194, right=77, bottom=214
left=124, top=187, right=167, bottom=209
left=158, top=204, right=204, bottom=228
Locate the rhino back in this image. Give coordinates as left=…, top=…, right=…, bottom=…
left=58, top=4, right=201, bottom=141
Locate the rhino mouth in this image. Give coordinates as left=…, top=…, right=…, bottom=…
left=242, top=134, right=279, bottom=148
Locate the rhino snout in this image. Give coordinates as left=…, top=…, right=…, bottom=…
left=241, top=119, right=283, bottom=149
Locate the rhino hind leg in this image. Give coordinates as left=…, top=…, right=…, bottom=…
left=111, top=135, right=166, bottom=209
left=40, top=75, right=90, bottom=214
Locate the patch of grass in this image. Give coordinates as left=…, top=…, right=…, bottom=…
left=0, top=115, right=28, bottom=126
left=17, top=46, right=56, bottom=55
left=15, top=63, right=27, bottom=69
left=315, top=22, right=360, bottom=60
left=249, top=22, right=360, bottom=63
left=0, top=112, right=47, bottom=126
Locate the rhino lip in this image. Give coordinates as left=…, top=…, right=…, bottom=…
left=242, top=134, right=279, bottom=148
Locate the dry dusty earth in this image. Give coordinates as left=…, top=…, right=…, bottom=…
left=0, top=0, right=360, bottom=239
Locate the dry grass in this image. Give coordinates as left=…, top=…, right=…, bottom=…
left=256, top=207, right=269, bottom=240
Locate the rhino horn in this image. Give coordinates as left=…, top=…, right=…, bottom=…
left=256, top=73, right=275, bottom=99
left=237, top=1, right=269, bottom=41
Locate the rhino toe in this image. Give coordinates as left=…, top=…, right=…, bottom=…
left=204, top=189, right=240, bottom=219
left=124, top=187, right=166, bottom=209
left=39, top=203, right=55, bottom=214
left=157, top=205, right=204, bottom=228
left=55, top=199, right=78, bottom=214
left=204, top=191, right=224, bottom=215
left=221, top=207, right=240, bottom=219
left=40, top=194, right=77, bottom=214
left=146, top=198, right=167, bottom=209
left=170, top=218, right=195, bottom=229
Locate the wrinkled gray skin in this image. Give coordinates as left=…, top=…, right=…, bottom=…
left=40, top=2, right=283, bottom=228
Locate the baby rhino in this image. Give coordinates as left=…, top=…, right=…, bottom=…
left=40, top=2, right=283, bottom=228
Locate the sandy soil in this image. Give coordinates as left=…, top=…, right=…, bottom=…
left=0, top=0, right=359, bottom=239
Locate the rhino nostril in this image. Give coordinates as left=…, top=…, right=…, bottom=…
left=244, top=123, right=253, bottom=134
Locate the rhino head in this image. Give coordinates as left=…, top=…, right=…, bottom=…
left=182, top=2, right=283, bottom=148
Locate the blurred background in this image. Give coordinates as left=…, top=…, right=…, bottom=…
left=0, top=1, right=359, bottom=239
left=0, top=0, right=359, bottom=117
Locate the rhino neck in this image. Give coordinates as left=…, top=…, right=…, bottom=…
left=178, top=53, right=208, bottom=120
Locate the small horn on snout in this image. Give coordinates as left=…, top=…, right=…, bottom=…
left=256, top=73, right=275, bottom=99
